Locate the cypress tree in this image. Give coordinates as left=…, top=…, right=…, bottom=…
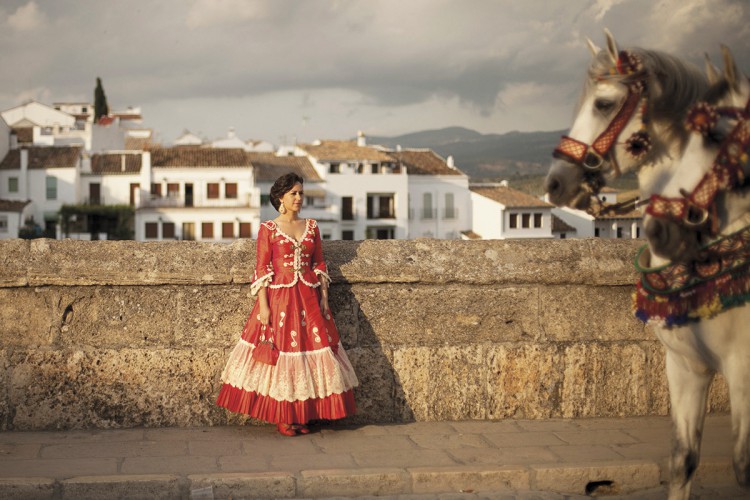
left=94, top=77, right=109, bottom=122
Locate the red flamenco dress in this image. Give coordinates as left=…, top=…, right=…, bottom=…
left=216, top=219, right=358, bottom=424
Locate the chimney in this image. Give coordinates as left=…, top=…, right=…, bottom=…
left=121, top=154, right=126, bottom=172
left=357, top=130, right=366, bottom=147
left=19, top=148, right=29, bottom=199
left=447, top=155, right=455, bottom=168
left=228, top=127, right=236, bottom=139
left=10, top=132, right=18, bottom=149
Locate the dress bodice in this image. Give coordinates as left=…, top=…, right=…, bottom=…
left=251, top=219, right=330, bottom=295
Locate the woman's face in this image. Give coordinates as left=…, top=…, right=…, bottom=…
left=280, top=182, right=304, bottom=213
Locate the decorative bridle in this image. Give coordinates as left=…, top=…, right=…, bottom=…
left=645, top=84, right=750, bottom=237
left=553, top=51, right=652, bottom=178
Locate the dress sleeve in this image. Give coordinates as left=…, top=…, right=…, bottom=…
left=311, top=222, right=331, bottom=285
left=250, top=223, right=274, bottom=296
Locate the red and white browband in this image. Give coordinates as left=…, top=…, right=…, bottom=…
left=553, top=50, right=649, bottom=177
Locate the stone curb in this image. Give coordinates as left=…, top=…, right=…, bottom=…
left=0, top=462, right=673, bottom=499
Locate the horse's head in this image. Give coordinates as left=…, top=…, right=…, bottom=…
left=546, top=29, right=708, bottom=210
left=644, top=46, right=750, bottom=264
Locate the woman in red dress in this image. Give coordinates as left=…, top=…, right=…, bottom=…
left=216, top=173, right=358, bottom=435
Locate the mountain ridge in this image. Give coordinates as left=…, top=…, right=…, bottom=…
left=366, top=126, right=565, bottom=181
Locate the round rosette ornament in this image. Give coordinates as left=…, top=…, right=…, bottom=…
left=685, top=102, right=718, bottom=136
left=625, top=130, right=652, bottom=160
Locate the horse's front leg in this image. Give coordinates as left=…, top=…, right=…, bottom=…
left=725, top=354, right=750, bottom=487
left=664, top=349, right=714, bottom=500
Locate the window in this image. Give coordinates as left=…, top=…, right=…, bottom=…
left=225, top=183, right=238, bottom=199
left=329, top=163, right=340, bottom=174
left=8, top=177, right=18, bottom=193
left=342, top=197, right=354, bottom=220
left=260, top=194, right=270, bottom=206
left=207, top=183, right=220, bottom=199
left=422, top=193, right=433, bottom=219
left=222, top=222, right=234, bottom=238
left=342, top=230, right=354, bottom=240
left=509, top=213, right=518, bottom=229
left=617, top=227, right=623, bottom=238
left=130, top=183, right=140, bottom=206
left=150, top=183, right=162, bottom=197
left=522, top=214, right=531, bottom=228
left=594, top=227, right=600, bottom=237
left=366, top=227, right=395, bottom=239
left=183, top=222, right=195, bottom=240
left=534, top=213, right=542, bottom=228
left=202, top=222, right=214, bottom=239
left=0, top=215, right=7, bottom=233
left=145, top=222, right=158, bottom=239
left=46, top=176, right=57, bottom=200
left=371, top=164, right=379, bottom=174
left=162, top=222, right=175, bottom=239
left=367, top=194, right=395, bottom=219
left=89, top=183, right=101, bottom=204
left=167, top=183, right=180, bottom=197
left=444, top=193, right=456, bottom=219
left=81, top=106, right=88, bottom=113
left=239, top=222, right=252, bottom=238
left=322, top=233, right=331, bottom=240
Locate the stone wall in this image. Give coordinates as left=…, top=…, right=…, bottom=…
left=0, top=238, right=728, bottom=430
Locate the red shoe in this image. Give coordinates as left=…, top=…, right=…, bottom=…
left=294, top=424, right=310, bottom=435
left=277, top=423, right=297, bottom=436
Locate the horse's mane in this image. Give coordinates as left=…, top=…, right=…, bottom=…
left=584, top=48, right=709, bottom=147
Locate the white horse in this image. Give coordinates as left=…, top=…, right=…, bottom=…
left=545, top=29, right=708, bottom=210
left=640, top=46, right=750, bottom=499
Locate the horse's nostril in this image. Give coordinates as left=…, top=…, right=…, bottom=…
left=545, top=175, right=562, bottom=197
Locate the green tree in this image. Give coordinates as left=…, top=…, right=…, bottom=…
left=94, top=77, right=109, bottom=122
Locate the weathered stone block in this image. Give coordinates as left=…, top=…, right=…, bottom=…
left=0, top=350, right=9, bottom=431
left=345, top=347, right=397, bottom=424
left=188, top=472, right=296, bottom=499
left=172, top=285, right=250, bottom=349
left=487, top=344, right=565, bottom=419
left=392, top=345, right=489, bottom=421
left=0, top=239, right=29, bottom=288
left=561, top=343, right=656, bottom=418
left=9, top=348, right=227, bottom=430
left=539, top=285, right=649, bottom=342
left=354, top=285, right=540, bottom=347
left=0, top=288, right=56, bottom=347
left=27, top=239, right=254, bottom=286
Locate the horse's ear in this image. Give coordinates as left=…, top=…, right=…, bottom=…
left=604, top=28, right=619, bottom=65
left=586, top=37, right=600, bottom=58
left=720, top=44, right=739, bottom=90
left=704, top=53, right=720, bottom=85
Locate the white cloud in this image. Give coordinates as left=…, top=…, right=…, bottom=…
left=7, top=1, right=46, bottom=31
left=185, top=0, right=273, bottom=28
left=591, top=0, right=629, bottom=21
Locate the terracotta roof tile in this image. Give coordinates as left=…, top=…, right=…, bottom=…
left=0, top=146, right=81, bottom=170
left=124, top=136, right=151, bottom=151
left=470, top=185, right=552, bottom=208
left=298, top=140, right=394, bottom=162
left=0, top=199, right=31, bottom=212
left=390, top=150, right=465, bottom=176
left=247, top=153, right=322, bottom=182
left=91, top=153, right=143, bottom=174
left=149, top=147, right=250, bottom=168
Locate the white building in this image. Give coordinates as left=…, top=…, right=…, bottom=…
left=294, top=134, right=408, bottom=240
left=2, top=101, right=90, bottom=149
left=469, top=183, right=554, bottom=239
left=389, top=149, right=471, bottom=239
left=0, top=145, right=83, bottom=237
left=0, top=199, right=33, bottom=240
left=134, top=148, right=261, bottom=242
left=551, top=189, right=643, bottom=239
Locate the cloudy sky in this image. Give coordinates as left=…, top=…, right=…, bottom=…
left=1, top=0, right=748, bottom=145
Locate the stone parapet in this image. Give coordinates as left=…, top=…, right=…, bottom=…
left=0, top=239, right=729, bottom=430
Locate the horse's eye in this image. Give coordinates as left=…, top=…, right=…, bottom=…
left=594, top=99, right=616, bottom=113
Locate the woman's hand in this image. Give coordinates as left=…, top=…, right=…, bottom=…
left=320, top=296, right=330, bottom=318
left=258, top=305, right=271, bottom=326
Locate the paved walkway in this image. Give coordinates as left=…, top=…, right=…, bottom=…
left=0, top=415, right=747, bottom=499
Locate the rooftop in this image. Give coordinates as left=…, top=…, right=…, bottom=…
left=149, top=147, right=250, bottom=168
left=390, top=149, right=465, bottom=176
left=0, top=146, right=82, bottom=170
left=297, top=140, right=394, bottom=162
left=247, top=153, right=322, bottom=182
left=470, top=185, right=552, bottom=208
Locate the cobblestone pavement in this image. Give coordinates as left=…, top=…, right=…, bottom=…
left=0, top=415, right=747, bottom=499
